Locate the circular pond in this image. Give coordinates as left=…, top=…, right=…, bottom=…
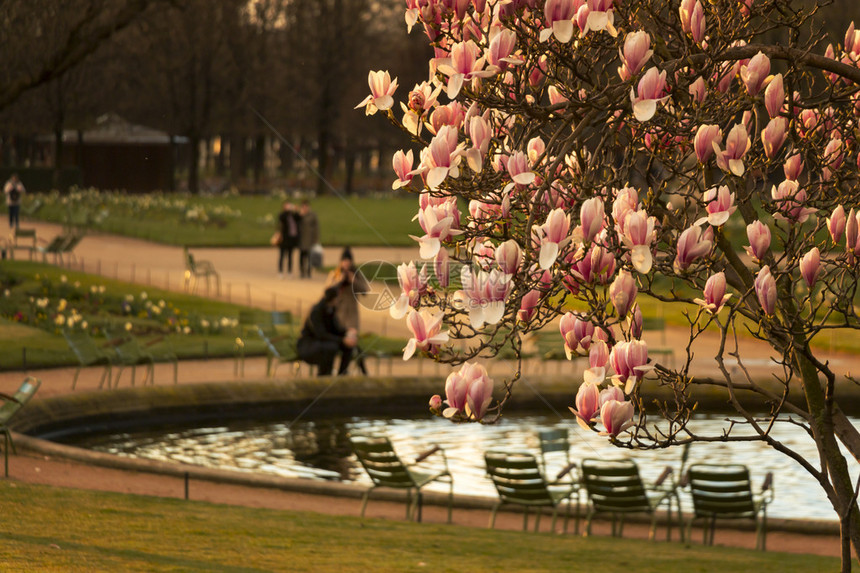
left=56, top=412, right=859, bottom=522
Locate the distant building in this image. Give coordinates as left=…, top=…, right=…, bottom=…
left=42, top=113, right=188, bottom=192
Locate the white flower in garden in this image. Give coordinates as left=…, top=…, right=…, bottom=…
left=60, top=275, right=67, bottom=283
left=57, top=299, right=67, bottom=312
left=125, top=322, right=133, bottom=331
left=201, top=319, right=210, bottom=329
left=55, top=315, right=66, bottom=326
left=183, top=326, right=191, bottom=334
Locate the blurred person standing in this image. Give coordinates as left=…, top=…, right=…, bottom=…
left=4, top=173, right=25, bottom=230
left=276, top=201, right=300, bottom=278
left=298, top=200, right=319, bottom=278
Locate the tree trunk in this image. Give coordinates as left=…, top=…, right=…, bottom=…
left=53, top=122, right=64, bottom=191
left=253, top=134, right=266, bottom=185
left=230, top=134, right=244, bottom=186
left=188, top=134, right=200, bottom=194
left=796, top=353, right=860, bottom=568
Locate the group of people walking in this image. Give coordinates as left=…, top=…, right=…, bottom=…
left=276, top=200, right=318, bottom=279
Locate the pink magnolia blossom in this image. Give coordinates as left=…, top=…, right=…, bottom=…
left=569, top=381, right=600, bottom=429
left=580, top=197, right=605, bottom=242
left=436, top=40, right=497, bottom=99
left=536, top=208, right=571, bottom=269
left=800, top=247, right=821, bottom=289
left=618, top=31, right=653, bottom=80
left=453, top=266, right=511, bottom=329
left=355, top=70, right=398, bottom=115
left=765, top=73, right=784, bottom=118
left=689, top=76, right=707, bottom=103
left=392, top=150, right=414, bottom=189
left=610, top=339, right=650, bottom=393
left=560, top=312, right=594, bottom=357
left=517, top=289, right=541, bottom=323
left=429, top=102, right=467, bottom=134
left=428, top=394, right=442, bottom=413
left=694, top=124, right=721, bottom=163
left=411, top=196, right=460, bottom=259
left=390, top=261, right=428, bottom=319
left=762, top=117, right=788, bottom=159
left=847, top=208, right=859, bottom=254
left=755, top=266, right=777, bottom=316
left=466, top=371, right=495, bottom=421
left=487, top=28, right=521, bottom=69
left=828, top=205, right=847, bottom=244
left=713, top=123, right=751, bottom=176
left=694, top=271, right=732, bottom=314
left=434, top=248, right=450, bottom=288
left=674, top=225, right=713, bottom=272
left=403, top=310, right=449, bottom=360
left=401, top=81, right=443, bottom=135
left=444, top=361, right=494, bottom=420
left=540, top=0, right=578, bottom=44
left=584, top=339, right=610, bottom=384
left=599, top=385, right=624, bottom=406
left=566, top=243, right=616, bottom=290
left=495, top=239, right=522, bottom=275
left=464, top=114, right=492, bottom=173
left=506, top=151, right=536, bottom=186
left=771, top=179, right=816, bottom=223
left=620, top=210, right=656, bottom=273
left=630, top=66, right=669, bottom=122
left=527, top=137, right=546, bottom=164
left=680, top=0, right=706, bottom=44
left=822, top=137, right=845, bottom=182
left=784, top=153, right=804, bottom=181
left=612, top=186, right=639, bottom=229
left=609, top=270, right=638, bottom=318
left=700, top=185, right=737, bottom=227
left=739, top=51, right=770, bottom=95
left=548, top=85, right=570, bottom=107
left=414, top=125, right=463, bottom=190
left=581, top=0, right=617, bottom=36
left=599, top=399, right=635, bottom=437
left=745, top=220, right=771, bottom=261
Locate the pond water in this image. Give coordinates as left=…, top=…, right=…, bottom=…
left=60, top=413, right=860, bottom=522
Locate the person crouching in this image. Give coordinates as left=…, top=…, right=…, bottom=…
left=297, top=286, right=358, bottom=376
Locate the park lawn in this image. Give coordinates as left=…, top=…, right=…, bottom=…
left=28, top=191, right=421, bottom=247
left=0, top=260, right=408, bottom=371
left=0, top=481, right=837, bottom=573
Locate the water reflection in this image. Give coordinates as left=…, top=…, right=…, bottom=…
left=62, top=413, right=859, bottom=521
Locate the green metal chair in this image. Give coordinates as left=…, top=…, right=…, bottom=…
left=538, top=428, right=583, bottom=533
left=349, top=433, right=453, bottom=524
left=183, top=247, right=220, bottom=295
left=580, top=458, right=682, bottom=541
left=685, top=463, right=774, bottom=550
left=10, top=227, right=37, bottom=260
left=63, top=330, right=114, bottom=390
left=484, top=450, right=578, bottom=533
left=0, top=377, right=41, bottom=477
left=105, top=327, right=156, bottom=387
left=255, top=313, right=301, bottom=378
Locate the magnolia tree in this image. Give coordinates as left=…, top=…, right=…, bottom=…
left=358, top=0, right=860, bottom=565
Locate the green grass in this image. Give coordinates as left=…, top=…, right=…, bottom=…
left=27, top=191, right=420, bottom=247
left=0, top=481, right=837, bottom=572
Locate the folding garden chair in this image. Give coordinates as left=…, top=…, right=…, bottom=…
left=64, top=330, right=114, bottom=390
left=484, top=450, right=578, bottom=534
left=0, top=377, right=41, bottom=476
left=580, top=458, right=682, bottom=541
left=349, top=432, right=453, bottom=523
left=685, top=463, right=774, bottom=550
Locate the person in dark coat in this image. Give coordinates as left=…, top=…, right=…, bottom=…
left=277, top=201, right=300, bottom=277
left=298, top=200, right=320, bottom=278
left=297, top=286, right=357, bottom=376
